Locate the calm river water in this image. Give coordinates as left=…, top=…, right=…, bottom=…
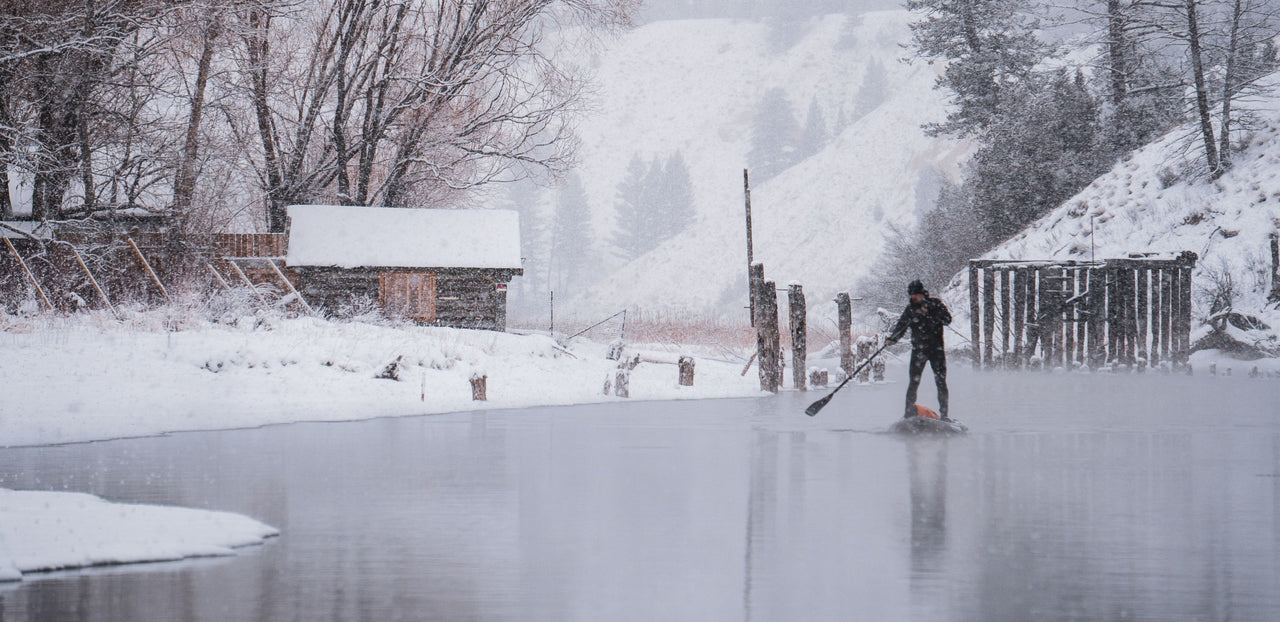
left=1, top=367, right=1278, bottom=621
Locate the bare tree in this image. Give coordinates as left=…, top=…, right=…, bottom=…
left=240, top=0, right=633, bottom=232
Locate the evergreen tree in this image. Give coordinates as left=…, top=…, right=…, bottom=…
left=550, top=172, right=592, bottom=294
left=611, top=154, right=653, bottom=262
left=969, top=70, right=1108, bottom=244
left=851, top=57, right=889, bottom=121
left=659, top=151, right=696, bottom=240
left=747, top=87, right=801, bottom=180
left=798, top=98, right=828, bottom=159
left=906, top=0, right=1047, bottom=137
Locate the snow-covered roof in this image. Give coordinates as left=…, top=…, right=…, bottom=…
left=285, top=205, right=521, bottom=270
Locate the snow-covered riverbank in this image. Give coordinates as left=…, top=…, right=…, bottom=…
left=1, top=309, right=763, bottom=448
left=0, top=488, right=278, bottom=582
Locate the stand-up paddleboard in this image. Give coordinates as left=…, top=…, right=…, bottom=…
left=888, top=404, right=968, bottom=435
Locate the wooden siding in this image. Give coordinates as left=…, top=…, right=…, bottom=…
left=379, top=272, right=437, bottom=322
left=294, top=267, right=516, bottom=331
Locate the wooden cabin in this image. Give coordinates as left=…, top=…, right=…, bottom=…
left=284, top=205, right=522, bottom=331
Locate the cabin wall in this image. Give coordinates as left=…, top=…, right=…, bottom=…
left=293, top=267, right=515, bottom=331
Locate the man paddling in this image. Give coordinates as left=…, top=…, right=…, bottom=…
left=885, top=280, right=952, bottom=421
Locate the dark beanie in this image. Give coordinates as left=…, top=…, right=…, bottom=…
left=907, top=280, right=926, bottom=296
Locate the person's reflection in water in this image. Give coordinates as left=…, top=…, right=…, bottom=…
left=907, top=437, right=949, bottom=579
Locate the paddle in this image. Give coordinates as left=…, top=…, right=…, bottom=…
left=804, top=341, right=893, bottom=417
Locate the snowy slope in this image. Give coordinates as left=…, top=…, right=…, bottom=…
left=945, top=72, right=1280, bottom=327
left=558, top=12, right=968, bottom=316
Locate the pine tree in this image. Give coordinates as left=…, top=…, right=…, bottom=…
left=748, top=87, right=801, bottom=180
left=798, top=98, right=828, bottom=159
left=851, top=58, right=888, bottom=121
left=611, top=154, right=653, bottom=262
left=906, top=0, right=1047, bottom=137
left=660, top=151, right=696, bottom=240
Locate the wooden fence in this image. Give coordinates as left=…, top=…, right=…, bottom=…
left=968, top=252, right=1198, bottom=370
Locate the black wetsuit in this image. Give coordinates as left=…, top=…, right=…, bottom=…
left=889, top=296, right=952, bottom=418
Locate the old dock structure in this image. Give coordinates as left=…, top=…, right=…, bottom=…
left=968, top=252, right=1198, bottom=370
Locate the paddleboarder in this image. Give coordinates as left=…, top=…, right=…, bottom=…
left=885, top=280, right=952, bottom=421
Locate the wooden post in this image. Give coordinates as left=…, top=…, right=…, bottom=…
left=126, top=236, right=171, bottom=303
left=1270, top=233, right=1280, bottom=302
left=1013, top=267, right=1027, bottom=369
left=756, top=279, right=781, bottom=393
left=809, top=368, right=828, bottom=387
left=1074, top=268, right=1086, bottom=365
left=1085, top=267, right=1101, bottom=369
left=614, top=368, right=630, bottom=398
left=70, top=246, right=119, bottom=320
left=1161, top=268, right=1174, bottom=365
left=1136, top=267, right=1149, bottom=363
left=836, top=291, right=853, bottom=378
left=999, top=269, right=1011, bottom=365
left=1119, top=268, right=1133, bottom=365
left=1063, top=268, right=1076, bottom=369
left=744, top=169, right=756, bottom=326
left=266, top=258, right=317, bottom=316
left=1177, top=263, right=1193, bottom=366
left=983, top=267, right=995, bottom=368
left=4, top=237, right=54, bottom=311
left=470, top=373, right=488, bottom=401
left=969, top=263, right=981, bottom=369
left=678, top=356, right=695, bottom=387
left=1150, top=268, right=1164, bottom=367
left=788, top=283, right=807, bottom=391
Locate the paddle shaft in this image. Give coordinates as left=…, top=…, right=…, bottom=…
left=805, top=341, right=892, bottom=416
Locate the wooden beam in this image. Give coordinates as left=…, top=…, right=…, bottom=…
left=4, top=237, right=54, bottom=311
left=1012, top=267, right=1027, bottom=369
left=70, top=245, right=119, bottom=320
left=226, top=259, right=268, bottom=308
left=267, top=258, right=316, bottom=317
left=126, top=236, right=170, bottom=303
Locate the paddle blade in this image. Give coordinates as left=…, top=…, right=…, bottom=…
left=805, top=394, right=834, bottom=417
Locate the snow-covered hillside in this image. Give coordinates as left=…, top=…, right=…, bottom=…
left=541, top=12, right=968, bottom=317
left=946, top=72, right=1280, bottom=328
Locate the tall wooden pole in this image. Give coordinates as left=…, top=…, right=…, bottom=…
left=744, top=169, right=756, bottom=326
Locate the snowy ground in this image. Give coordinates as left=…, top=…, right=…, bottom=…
left=0, top=308, right=767, bottom=449
left=0, top=489, right=277, bottom=582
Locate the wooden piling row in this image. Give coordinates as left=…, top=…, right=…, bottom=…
left=969, top=253, right=1197, bottom=371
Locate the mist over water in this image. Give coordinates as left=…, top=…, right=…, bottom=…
left=1, top=366, right=1277, bottom=621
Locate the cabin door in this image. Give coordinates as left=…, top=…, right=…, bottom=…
left=379, top=271, right=437, bottom=322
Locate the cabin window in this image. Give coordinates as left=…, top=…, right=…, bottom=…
left=379, top=272, right=437, bottom=322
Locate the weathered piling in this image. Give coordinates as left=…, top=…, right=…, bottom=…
left=755, top=277, right=782, bottom=393
left=470, top=373, right=488, bottom=401
left=678, top=356, right=695, bottom=387
left=836, top=292, right=853, bottom=378
left=788, top=284, right=807, bottom=391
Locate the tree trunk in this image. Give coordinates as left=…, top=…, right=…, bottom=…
left=245, top=8, right=287, bottom=232
left=0, top=91, right=11, bottom=220
left=175, top=18, right=221, bottom=217
left=1186, top=0, right=1220, bottom=175
left=1217, top=0, right=1244, bottom=172
left=1106, top=0, right=1128, bottom=106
